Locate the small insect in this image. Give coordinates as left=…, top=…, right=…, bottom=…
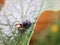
left=15, top=20, right=31, bottom=30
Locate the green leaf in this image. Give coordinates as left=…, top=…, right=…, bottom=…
left=0, top=0, right=44, bottom=45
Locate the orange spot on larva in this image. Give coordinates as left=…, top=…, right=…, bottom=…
left=0, top=0, right=5, bottom=5
left=0, top=0, right=5, bottom=10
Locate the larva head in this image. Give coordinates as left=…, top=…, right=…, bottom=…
left=23, top=20, right=31, bottom=29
